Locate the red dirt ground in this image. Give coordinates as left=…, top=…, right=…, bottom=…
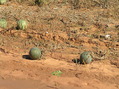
left=0, top=52, right=119, bottom=89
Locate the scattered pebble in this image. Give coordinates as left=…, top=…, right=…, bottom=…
left=105, top=35, right=111, bottom=39
left=46, top=32, right=48, bottom=34
left=53, top=8, right=58, bottom=10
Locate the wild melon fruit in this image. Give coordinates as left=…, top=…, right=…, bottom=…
left=29, top=47, right=42, bottom=60
left=17, top=20, right=27, bottom=30
left=0, top=0, right=7, bottom=5
left=0, top=19, right=7, bottom=28
left=80, top=51, right=93, bottom=64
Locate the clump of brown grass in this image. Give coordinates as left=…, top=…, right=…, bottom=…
left=70, top=0, right=119, bottom=9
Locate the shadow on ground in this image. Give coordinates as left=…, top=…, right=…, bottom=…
left=22, top=55, right=31, bottom=60
left=72, top=58, right=80, bottom=64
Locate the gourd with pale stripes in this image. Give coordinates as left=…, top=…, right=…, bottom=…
left=80, top=51, right=93, bottom=64
left=0, top=19, right=7, bottom=28
left=0, top=0, right=7, bottom=5
left=29, top=47, right=42, bottom=60
left=17, top=20, right=27, bottom=30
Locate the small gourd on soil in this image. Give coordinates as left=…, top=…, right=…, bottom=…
left=80, top=51, right=93, bottom=64
left=0, top=19, right=7, bottom=28
left=29, top=47, right=42, bottom=60
left=17, top=20, right=27, bottom=30
left=0, top=0, right=7, bottom=5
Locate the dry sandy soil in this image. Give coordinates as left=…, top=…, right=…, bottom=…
left=0, top=0, right=119, bottom=89
left=0, top=52, right=119, bottom=89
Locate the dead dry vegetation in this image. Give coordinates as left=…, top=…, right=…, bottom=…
left=0, top=0, right=119, bottom=89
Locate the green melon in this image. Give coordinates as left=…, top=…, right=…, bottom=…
left=0, top=19, right=7, bottom=28
left=17, top=20, right=27, bottom=30
left=80, top=51, right=93, bottom=64
left=29, top=47, right=42, bottom=60
left=0, top=0, right=7, bottom=5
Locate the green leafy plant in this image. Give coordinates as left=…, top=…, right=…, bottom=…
left=0, top=19, right=7, bottom=28
left=0, top=0, right=7, bottom=5
left=52, top=70, right=63, bottom=76
left=17, top=20, right=28, bottom=30
left=29, top=47, right=42, bottom=60
left=80, top=51, right=93, bottom=64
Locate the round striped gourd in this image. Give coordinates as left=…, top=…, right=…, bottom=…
left=80, top=51, right=92, bottom=64
left=0, top=19, right=7, bottom=28
left=17, top=20, right=27, bottom=30
left=0, top=0, right=7, bottom=5
left=29, top=47, right=41, bottom=60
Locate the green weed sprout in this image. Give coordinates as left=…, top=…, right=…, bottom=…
left=52, top=70, right=63, bottom=76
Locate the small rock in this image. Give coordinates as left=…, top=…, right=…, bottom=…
left=46, top=31, right=48, bottom=34
left=105, top=34, right=111, bottom=40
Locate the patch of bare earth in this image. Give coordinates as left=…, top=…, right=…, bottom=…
left=0, top=51, right=118, bottom=89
